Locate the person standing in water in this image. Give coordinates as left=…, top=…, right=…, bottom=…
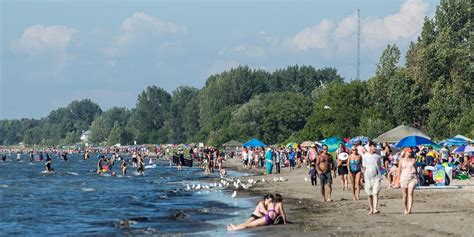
left=362, top=141, right=383, bottom=215
left=136, top=154, right=145, bottom=176
left=132, top=152, right=138, bottom=167
left=29, top=151, right=34, bottom=162
left=121, top=160, right=127, bottom=175
left=45, top=153, right=53, bottom=172
left=316, top=145, right=335, bottom=202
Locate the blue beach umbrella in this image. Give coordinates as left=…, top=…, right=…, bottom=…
left=453, top=144, right=474, bottom=154
left=439, top=137, right=468, bottom=147
left=349, top=136, right=369, bottom=145
left=243, top=138, right=267, bottom=148
left=320, top=137, right=345, bottom=152
left=396, top=135, right=435, bottom=148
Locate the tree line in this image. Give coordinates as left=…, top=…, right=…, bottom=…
left=0, top=0, right=472, bottom=146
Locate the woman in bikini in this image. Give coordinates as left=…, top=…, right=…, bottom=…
left=245, top=194, right=272, bottom=224
left=228, top=195, right=278, bottom=231
left=274, top=193, right=287, bottom=224
left=348, top=147, right=362, bottom=201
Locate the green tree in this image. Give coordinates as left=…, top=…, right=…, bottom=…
left=133, top=86, right=172, bottom=143
left=169, top=86, right=200, bottom=143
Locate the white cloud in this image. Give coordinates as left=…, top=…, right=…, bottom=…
left=233, top=45, right=265, bottom=57
left=279, top=0, right=428, bottom=53
left=285, top=19, right=332, bottom=51
left=361, top=0, right=428, bottom=48
left=334, top=14, right=357, bottom=40
left=11, top=25, right=77, bottom=55
left=117, top=12, right=186, bottom=47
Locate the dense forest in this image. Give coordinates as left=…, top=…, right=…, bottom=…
left=0, top=0, right=472, bottom=146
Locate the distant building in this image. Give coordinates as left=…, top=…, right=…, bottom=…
left=80, top=130, right=91, bottom=142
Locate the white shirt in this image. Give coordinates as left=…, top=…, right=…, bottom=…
left=362, top=153, right=382, bottom=180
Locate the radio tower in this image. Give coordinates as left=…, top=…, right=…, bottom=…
left=357, top=8, right=360, bottom=80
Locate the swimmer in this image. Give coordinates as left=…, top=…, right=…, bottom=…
left=121, top=160, right=127, bottom=175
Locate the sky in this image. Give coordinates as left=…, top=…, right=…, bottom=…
left=0, top=0, right=437, bottom=119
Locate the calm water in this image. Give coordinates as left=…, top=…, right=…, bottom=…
left=0, top=153, right=255, bottom=236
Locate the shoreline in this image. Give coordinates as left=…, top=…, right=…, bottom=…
left=220, top=160, right=474, bottom=236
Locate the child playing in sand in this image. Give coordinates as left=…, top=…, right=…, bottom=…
left=387, top=159, right=399, bottom=189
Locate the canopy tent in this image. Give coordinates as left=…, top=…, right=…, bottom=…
left=373, top=125, right=430, bottom=143
left=453, top=135, right=473, bottom=143
left=242, top=138, right=267, bottom=148
left=222, top=140, right=243, bottom=147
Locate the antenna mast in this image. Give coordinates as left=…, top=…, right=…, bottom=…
left=357, top=8, right=360, bottom=80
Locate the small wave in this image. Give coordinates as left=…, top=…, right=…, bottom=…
left=0, top=184, right=8, bottom=188
left=115, top=220, right=138, bottom=228
left=81, top=188, right=95, bottom=192
left=169, top=210, right=190, bottom=220
left=145, top=164, right=156, bottom=169
left=66, top=172, right=79, bottom=176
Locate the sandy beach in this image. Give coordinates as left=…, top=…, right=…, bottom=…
left=223, top=161, right=474, bottom=236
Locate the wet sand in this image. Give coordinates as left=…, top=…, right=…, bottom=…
left=223, top=161, right=474, bottom=236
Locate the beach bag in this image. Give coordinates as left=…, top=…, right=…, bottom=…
left=274, top=215, right=284, bottom=225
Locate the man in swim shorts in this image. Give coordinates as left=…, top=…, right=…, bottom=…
left=316, top=145, right=335, bottom=202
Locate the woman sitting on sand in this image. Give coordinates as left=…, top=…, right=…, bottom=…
left=274, top=193, right=287, bottom=224
left=245, top=194, right=273, bottom=224
left=228, top=194, right=279, bottom=231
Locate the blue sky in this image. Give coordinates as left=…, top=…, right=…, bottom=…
left=1, top=0, right=437, bottom=119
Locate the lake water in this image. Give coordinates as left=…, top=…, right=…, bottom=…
left=0, top=153, right=255, bottom=236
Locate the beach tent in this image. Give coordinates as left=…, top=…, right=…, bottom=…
left=222, top=140, right=243, bottom=147
left=242, top=138, right=266, bottom=148
left=373, top=125, right=430, bottom=143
